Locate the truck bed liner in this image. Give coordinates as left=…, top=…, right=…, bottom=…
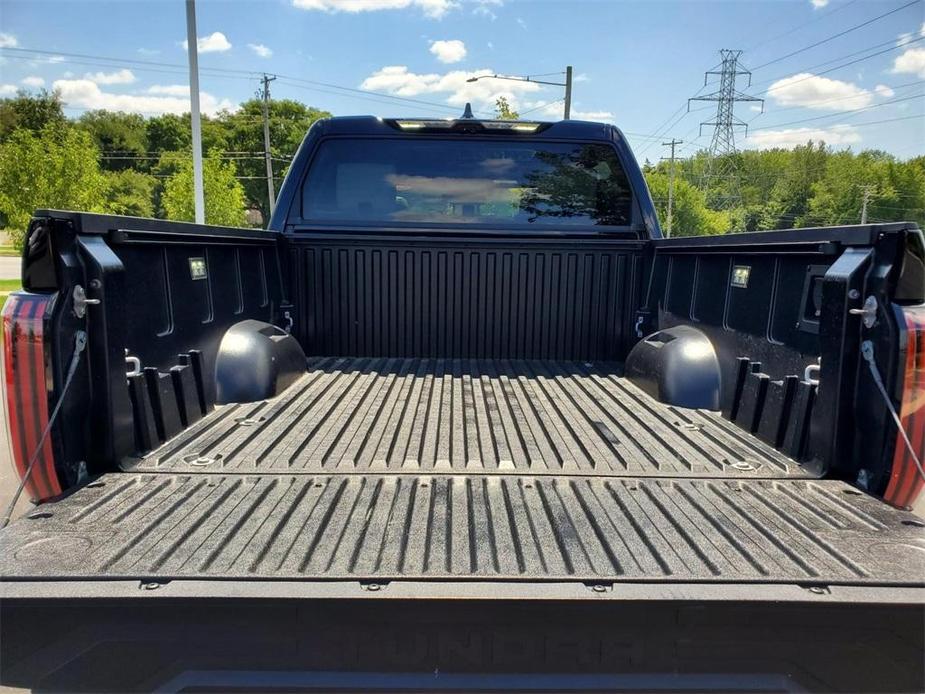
left=1, top=473, right=923, bottom=585
left=133, top=358, right=809, bottom=478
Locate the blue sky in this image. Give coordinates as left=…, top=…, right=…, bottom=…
left=1, top=0, right=923, bottom=160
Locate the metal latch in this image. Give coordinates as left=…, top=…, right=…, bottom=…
left=804, top=358, right=821, bottom=386
left=72, top=285, right=100, bottom=318
left=125, top=350, right=142, bottom=377
left=848, top=295, right=878, bottom=329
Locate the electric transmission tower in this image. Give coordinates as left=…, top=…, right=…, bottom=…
left=688, top=49, right=763, bottom=208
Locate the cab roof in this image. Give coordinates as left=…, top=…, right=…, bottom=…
left=309, top=115, right=625, bottom=142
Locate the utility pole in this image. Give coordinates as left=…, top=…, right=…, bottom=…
left=688, top=49, right=763, bottom=209
left=185, top=0, right=205, bottom=224
left=259, top=74, right=277, bottom=216
left=860, top=184, right=876, bottom=224
left=564, top=65, right=572, bottom=120
left=661, top=138, right=683, bottom=237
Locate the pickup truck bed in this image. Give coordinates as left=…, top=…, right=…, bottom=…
left=3, top=357, right=922, bottom=587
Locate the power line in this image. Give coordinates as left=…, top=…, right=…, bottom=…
left=750, top=0, right=921, bottom=71
left=745, top=0, right=860, bottom=55
left=757, top=36, right=925, bottom=95
left=0, top=45, right=475, bottom=117
left=518, top=98, right=564, bottom=117
left=752, top=34, right=925, bottom=89
left=749, top=93, right=924, bottom=131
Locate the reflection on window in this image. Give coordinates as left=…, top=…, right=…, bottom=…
left=301, top=139, right=633, bottom=228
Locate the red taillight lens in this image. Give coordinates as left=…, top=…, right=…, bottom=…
left=883, top=307, right=925, bottom=509
left=2, top=292, right=61, bottom=502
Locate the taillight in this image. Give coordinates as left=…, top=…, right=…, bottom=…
left=2, top=291, right=62, bottom=502
left=883, top=307, right=925, bottom=509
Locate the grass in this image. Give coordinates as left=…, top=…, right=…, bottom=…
left=0, top=280, right=22, bottom=319
left=0, top=246, right=19, bottom=258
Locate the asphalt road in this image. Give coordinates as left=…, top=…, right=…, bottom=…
left=0, top=256, right=21, bottom=280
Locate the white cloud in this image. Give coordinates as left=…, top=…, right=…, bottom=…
left=137, top=48, right=160, bottom=56
left=84, top=69, right=136, bottom=85
left=53, top=78, right=233, bottom=115
left=430, top=39, right=466, bottom=63
left=574, top=73, right=590, bottom=83
left=292, top=0, right=458, bottom=19
left=487, top=41, right=494, bottom=50
left=896, top=23, right=925, bottom=47
left=147, top=84, right=190, bottom=96
left=46, top=55, right=65, bottom=64
left=21, top=76, right=45, bottom=88
left=811, top=0, right=829, bottom=8
left=0, top=33, right=17, bottom=48
left=891, top=47, right=925, bottom=78
left=874, top=84, right=895, bottom=98
left=472, top=0, right=501, bottom=20
left=0, top=84, right=17, bottom=96
left=571, top=110, right=614, bottom=122
left=525, top=99, right=611, bottom=122
left=768, top=73, right=872, bottom=110
left=746, top=124, right=860, bottom=149
left=360, top=64, right=541, bottom=110
left=182, top=31, right=232, bottom=54
left=516, top=17, right=527, bottom=30
left=749, top=104, right=763, bottom=112
left=248, top=43, right=273, bottom=58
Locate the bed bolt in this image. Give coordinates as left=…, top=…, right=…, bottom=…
left=806, top=585, right=831, bottom=595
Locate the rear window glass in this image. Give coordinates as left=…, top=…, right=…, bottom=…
left=300, top=138, right=634, bottom=227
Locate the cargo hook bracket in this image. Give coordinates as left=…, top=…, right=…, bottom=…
left=73, top=285, right=101, bottom=319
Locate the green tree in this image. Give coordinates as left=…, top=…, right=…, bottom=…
left=0, top=123, right=106, bottom=248
left=0, top=89, right=67, bottom=141
left=644, top=170, right=731, bottom=236
left=495, top=96, right=519, bottom=120
left=146, top=113, right=191, bottom=154
left=758, top=142, right=829, bottom=229
left=218, top=99, right=329, bottom=223
left=161, top=150, right=247, bottom=226
left=103, top=169, right=156, bottom=217
left=78, top=110, right=148, bottom=171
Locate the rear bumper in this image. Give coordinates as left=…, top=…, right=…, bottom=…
left=3, top=596, right=923, bottom=692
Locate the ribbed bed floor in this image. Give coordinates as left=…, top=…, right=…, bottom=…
left=131, top=357, right=809, bottom=478
left=5, top=358, right=925, bottom=587
left=2, top=473, right=923, bottom=583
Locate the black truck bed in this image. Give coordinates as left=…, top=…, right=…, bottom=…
left=133, top=358, right=807, bottom=477
left=2, top=358, right=924, bottom=590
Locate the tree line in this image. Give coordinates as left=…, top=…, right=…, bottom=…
left=642, top=145, right=925, bottom=236
left=0, top=90, right=330, bottom=248
left=0, top=90, right=922, bottom=249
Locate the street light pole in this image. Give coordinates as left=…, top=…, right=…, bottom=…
left=184, top=0, right=205, bottom=225
left=466, top=67, right=574, bottom=120
left=564, top=65, right=572, bottom=120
